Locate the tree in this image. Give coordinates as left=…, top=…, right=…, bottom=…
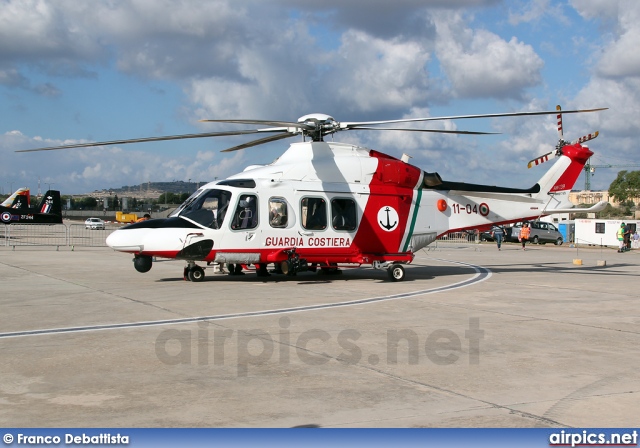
left=76, top=197, right=97, bottom=210
left=609, top=170, right=640, bottom=204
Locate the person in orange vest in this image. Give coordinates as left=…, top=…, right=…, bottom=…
left=136, top=213, right=151, bottom=222
left=519, top=222, right=531, bottom=250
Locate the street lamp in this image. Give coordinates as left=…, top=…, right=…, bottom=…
left=46, top=182, right=55, bottom=191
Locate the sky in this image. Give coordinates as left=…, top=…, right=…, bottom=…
left=1, top=0, right=639, bottom=195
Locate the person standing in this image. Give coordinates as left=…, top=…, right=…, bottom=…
left=491, top=225, right=505, bottom=250
left=623, top=223, right=631, bottom=251
left=519, top=223, right=531, bottom=250
left=617, top=223, right=626, bottom=253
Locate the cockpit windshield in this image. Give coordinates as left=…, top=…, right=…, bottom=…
left=172, top=189, right=232, bottom=229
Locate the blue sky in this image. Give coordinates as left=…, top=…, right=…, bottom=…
left=1, top=0, right=638, bottom=195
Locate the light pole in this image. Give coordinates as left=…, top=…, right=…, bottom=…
left=46, top=182, right=55, bottom=191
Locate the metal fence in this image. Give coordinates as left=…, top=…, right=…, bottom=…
left=2, top=223, right=478, bottom=248
left=436, top=231, right=479, bottom=244
left=1, top=224, right=115, bottom=248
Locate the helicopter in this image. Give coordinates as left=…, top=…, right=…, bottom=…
left=18, top=106, right=607, bottom=281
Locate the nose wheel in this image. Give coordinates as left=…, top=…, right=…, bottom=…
left=184, top=263, right=205, bottom=282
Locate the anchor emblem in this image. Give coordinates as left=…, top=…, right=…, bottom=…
left=377, top=206, right=399, bottom=232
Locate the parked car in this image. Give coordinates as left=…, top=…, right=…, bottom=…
left=507, top=221, right=563, bottom=245
left=85, top=217, right=105, bottom=230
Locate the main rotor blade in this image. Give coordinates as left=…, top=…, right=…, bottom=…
left=347, top=127, right=499, bottom=135
left=340, top=107, right=608, bottom=128
left=201, top=118, right=315, bottom=131
left=16, top=129, right=281, bottom=152
left=221, top=132, right=296, bottom=152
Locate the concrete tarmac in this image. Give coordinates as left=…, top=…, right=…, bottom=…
left=1, top=242, right=638, bottom=427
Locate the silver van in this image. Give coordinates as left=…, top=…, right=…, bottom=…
left=508, top=221, right=563, bottom=245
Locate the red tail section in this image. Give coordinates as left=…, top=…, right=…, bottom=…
left=549, top=144, right=593, bottom=193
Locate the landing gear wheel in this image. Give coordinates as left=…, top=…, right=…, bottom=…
left=188, top=266, right=205, bottom=282
left=133, top=255, right=153, bottom=273
left=319, top=262, right=341, bottom=275
left=387, top=264, right=405, bottom=282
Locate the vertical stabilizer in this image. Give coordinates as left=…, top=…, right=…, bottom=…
left=534, top=144, right=593, bottom=209
left=1, top=187, right=30, bottom=208
left=38, top=190, right=62, bottom=216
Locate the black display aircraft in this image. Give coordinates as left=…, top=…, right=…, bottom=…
left=0, top=190, right=63, bottom=224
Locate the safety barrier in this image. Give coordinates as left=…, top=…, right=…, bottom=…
left=1, top=223, right=115, bottom=248
left=68, top=224, right=114, bottom=247
left=436, top=231, right=479, bottom=244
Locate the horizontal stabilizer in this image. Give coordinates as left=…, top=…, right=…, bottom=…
left=545, top=201, right=608, bottom=214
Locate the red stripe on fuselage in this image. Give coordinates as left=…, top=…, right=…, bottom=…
left=352, top=151, right=422, bottom=254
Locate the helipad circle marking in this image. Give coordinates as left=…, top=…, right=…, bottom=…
left=0, top=259, right=491, bottom=339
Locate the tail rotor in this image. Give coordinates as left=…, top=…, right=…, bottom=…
left=527, top=105, right=600, bottom=169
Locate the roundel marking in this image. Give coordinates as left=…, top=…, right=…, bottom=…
left=1, top=212, right=12, bottom=223
left=479, top=203, right=490, bottom=217
left=377, top=206, right=399, bottom=232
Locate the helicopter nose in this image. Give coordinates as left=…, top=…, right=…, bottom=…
left=106, top=228, right=145, bottom=253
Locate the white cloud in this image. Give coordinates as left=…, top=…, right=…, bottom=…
left=569, top=0, right=620, bottom=23
left=1, top=0, right=638, bottom=195
left=433, top=12, right=544, bottom=99
left=1, top=131, right=250, bottom=194
left=508, top=0, right=569, bottom=25
left=331, top=31, right=431, bottom=112
left=591, top=1, right=640, bottom=79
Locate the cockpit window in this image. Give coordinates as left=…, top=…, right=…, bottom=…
left=170, top=189, right=202, bottom=217
left=175, top=189, right=232, bottom=229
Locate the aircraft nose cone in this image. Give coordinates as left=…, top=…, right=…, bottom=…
left=106, top=228, right=143, bottom=252
left=106, top=229, right=124, bottom=249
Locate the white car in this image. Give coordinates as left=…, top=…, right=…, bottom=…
left=85, top=217, right=106, bottom=230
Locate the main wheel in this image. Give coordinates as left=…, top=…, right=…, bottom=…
left=387, top=264, right=405, bottom=282
left=188, top=266, right=205, bottom=282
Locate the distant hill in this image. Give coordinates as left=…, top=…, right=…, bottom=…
left=87, top=181, right=207, bottom=199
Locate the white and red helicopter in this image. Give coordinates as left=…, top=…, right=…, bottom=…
left=20, top=106, right=607, bottom=281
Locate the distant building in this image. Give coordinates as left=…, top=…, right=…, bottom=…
left=570, top=190, right=640, bottom=207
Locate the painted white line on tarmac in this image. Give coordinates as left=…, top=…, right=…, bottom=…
left=0, top=259, right=491, bottom=339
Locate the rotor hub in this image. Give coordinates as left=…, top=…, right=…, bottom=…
left=297, top=113, right=339, bottom=141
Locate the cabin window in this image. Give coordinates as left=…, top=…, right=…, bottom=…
left=331, top=198, right=357, bottom=231
left=231, top=194, right=258, bottom=230
left=178, top=189, right=232, bottom=229
left=595, top=223, right=605, bottom=234
left=269, top=197, right=288, bottom=228
left=301, top=197, right=326, bottom=230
